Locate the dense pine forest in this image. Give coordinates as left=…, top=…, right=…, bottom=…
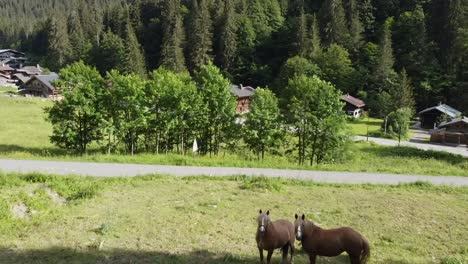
left=0, top=0, right=467, bottom=115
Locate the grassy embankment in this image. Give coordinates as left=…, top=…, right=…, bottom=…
left=0, top=172, right=467, bottom=264
left=0, top=96, right=467, bottom=176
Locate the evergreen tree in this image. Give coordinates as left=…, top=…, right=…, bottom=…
left=46, top=15, right=73, bottom=71
left=373, top=18, right=396, bottom=83
left=393, top=5, right=429, bottom=79
left=247, top=0, right=284, bottom=41
left=346, top=0, right=364, bottom=53
left=359, top=0, right=375, bottom=39
left=320, top=0, right=349, bottom=46
left=446, top=0, right=465, bottom=73
left=159, top=0, right=186, bottom=72
left=392, top=68, right=415, bottom=111
left=123, top=23, right=146, bottom=76
left=188, top=0, right=213, bottom=72
left=306, top=15, right=322, bottom=59
left=217, top=0, right=238, bottom=70
left=79, top=0, right=103, bottom=44
left=291, top=9, right=308, bottom=57
left=431, top=0, right=465, bottom=71
left=68, top=11, right=90, bottom=62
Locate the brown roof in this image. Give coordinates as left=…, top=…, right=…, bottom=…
left=341, top=94, right=365, bottom=108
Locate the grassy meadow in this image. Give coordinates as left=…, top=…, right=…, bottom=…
left=1, top=96, right=467, bottom=176
left=347, top=117, right=383, bottom=136
left=0, top=172, right=467, bottom=264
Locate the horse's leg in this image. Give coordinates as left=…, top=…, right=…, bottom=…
left=258, top=247, right=264, bottom=264
left=289, top=243, right=295, bottom=264
left=308, top=254, right=316, bottom=264
left=266, top=250, right=274, bottom=264
left=281, top=244, right=289, bottom=264
left=349, top=255, right=360, bottom=264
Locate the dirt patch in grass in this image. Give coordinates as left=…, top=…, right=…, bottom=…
left=41, top=186, right=67, bottom=205
left=11, top=202, right=29, bottom=219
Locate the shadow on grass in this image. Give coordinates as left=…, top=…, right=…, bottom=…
left=0, top=247, right=414, bottom=264
left=0, top=144, right=104, bottom=157
left=360, top=145, right=467, bottom=165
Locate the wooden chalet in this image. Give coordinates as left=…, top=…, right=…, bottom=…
left=16, top=65, right=43, bottom=76
left=0, top=64, right=16, bottom=87
left=430, top=117, right=468, bottom=145
left=418, top=104, right=461, bottom=129
left=230, top=84, right=256, bottom=114
left=0, top=49, right=26, bottom=69
left=341, top=94, right=365, bottom=118
left=19, top=73, right=59, bottom=98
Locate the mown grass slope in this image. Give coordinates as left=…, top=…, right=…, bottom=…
left=0, top=173, right=467, bottom=263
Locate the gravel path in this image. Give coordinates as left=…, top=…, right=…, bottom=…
left=1, top=159, right=467, bottom=186
left=354, top=136, right=468, bottom=157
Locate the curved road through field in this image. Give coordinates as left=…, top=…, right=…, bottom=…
left=1, top=159, right=467, bottom=186
left=354, top=136, right=468, bottom=157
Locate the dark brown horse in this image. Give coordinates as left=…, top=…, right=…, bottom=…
left=294, top=214, right=370, bottom=264
left=256, top=210, right=295, bottom=264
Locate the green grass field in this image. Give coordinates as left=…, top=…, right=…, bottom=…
left=1, top=96, right=467, bottom=176
left=347, top=117, right=383, bottom=136
left=0, top=173, right=466, bottom=264
left=0, top=87, right=18, bottom=93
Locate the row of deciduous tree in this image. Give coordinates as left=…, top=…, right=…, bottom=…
left=47, top=61, right=348, bottom=165
left=2, top=0, right=466, bottom=115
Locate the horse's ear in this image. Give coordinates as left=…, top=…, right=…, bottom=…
left=301, top=214, right=305, bottom=220
left=266, top=210, right=270, bottom=215
left=259, top=209, right=262, bottom=214
left=295, top=214, right=298, bottom=219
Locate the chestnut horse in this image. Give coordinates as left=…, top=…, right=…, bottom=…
left=256, top=210, right=295, bottom=264
left=294, top=214, right=370, bottom=264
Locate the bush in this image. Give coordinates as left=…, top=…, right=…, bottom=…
left=21, top=173, right=50, bottom=183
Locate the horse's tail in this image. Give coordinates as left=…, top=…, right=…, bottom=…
left=360, top=237, right=370, bottom=264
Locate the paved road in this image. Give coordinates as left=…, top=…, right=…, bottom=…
left=354, top=136, right=468, bottom=157
left=1, top=159, right=467, bottom=186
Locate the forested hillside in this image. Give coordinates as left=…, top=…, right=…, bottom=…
left=0, top=0, right=467, bottom=115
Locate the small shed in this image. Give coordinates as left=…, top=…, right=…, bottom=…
left=230, top=84, right=256, bottom=114
left=20, top=73, right=59, bottom=98
left=418, top=104, right=461, bottom=129
left=430, top=117, right=468, bottom=145
left=341, top=94, right=366, bottom=118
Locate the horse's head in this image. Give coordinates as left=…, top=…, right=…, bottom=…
left=294, top=213, right=306, bottom=241
left=257, top=209, right=271, bottom=234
